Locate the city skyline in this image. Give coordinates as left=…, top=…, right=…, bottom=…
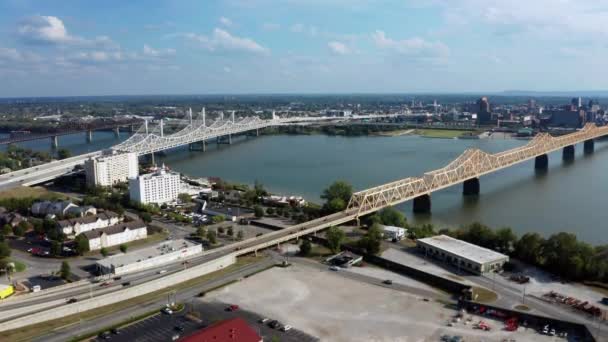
left=1, top=0, right=607, bottom=97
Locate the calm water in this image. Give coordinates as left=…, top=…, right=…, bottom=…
left=7, top=131, right=608, bottom=244
left=0, top=131, right=132, bottom=155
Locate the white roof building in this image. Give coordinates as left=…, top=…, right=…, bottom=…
left=85, top=150, right=139, bottom=187
left=129, top=165, right=180, bottom=205
left=82, top=220, right=147, bottom=251
left=416, top=235, right=509, bottom=274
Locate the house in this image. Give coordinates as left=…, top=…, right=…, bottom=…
left=82, top=221, right=147, bottom=251
left=31, top=201, right=97, bottom=218
left=0, top=212, right=26, bottom=228
left=381, top=225, right=407, bottom=241
left=56, top=211, right=122, bottom=236
left=178, top=318, right=262, bottom=342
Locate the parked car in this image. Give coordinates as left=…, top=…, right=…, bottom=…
left=383, top=279, right=393, bottom=285
left=281, top=325, right=292, bottom=332
left=174, top=325, right=185, bottom=332
left=268, top=320, right=282, bottom=329
left=259, top=318, right=270, bottom=324
left=161, top=307, right=173, bottom=315
left=98, top=331, right=111, bottom=340
left=110, top=328, right=120, bottom=335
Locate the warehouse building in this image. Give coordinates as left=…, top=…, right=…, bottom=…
left=416, top=235, right=509, bottom=275
left=96, top=239, right=202, bottom=275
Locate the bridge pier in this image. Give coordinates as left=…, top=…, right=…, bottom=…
left=562, top=145, right=575, bottom=161
left=51, top=136, right=58, bottom=149
left=216, top=135, right=232, bottom=145
left=86, top=130, right=93, bottom=143
left=413, top=194, right=431, bottom=214
left=584, top=139, right=595, bottom=154
left=130, top=124, right=137, bottom=133
left=462, top=178, right=480, bottom=196
left=534, top=154, right=548, bottom=170
left=113, top=127, right=120, bottom=138
left=189, top=140, right=206, bottom=152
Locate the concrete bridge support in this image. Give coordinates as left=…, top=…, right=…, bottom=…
left=51, top=136, right=58, bottom=149
left=413, top=194, right=431, bottom=214
left=584, top=139, right=595, bottom=154
left=86, top=130, right=93, bottom=143
left=563, top=145, right=575, bottom=161
left=462, top=178, right=480, bottom=196
left=188, top=140, right=206, bottom=152
left=130, top=124, right=137, bottom=133
left=534, top=154, right=548, bottom=170
left=216, top=135, right=232, bottom=145
left=113, top=127, right=120, bottom=138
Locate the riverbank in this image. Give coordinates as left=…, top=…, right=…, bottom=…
left=414, top=128, right=482, bottom=139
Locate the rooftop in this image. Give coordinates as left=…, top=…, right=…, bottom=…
left=381, top=225, right=407, bottom=232
left=178, top=318, right=262, bottom=342
left=96, top=238, right=199, bottom=269
left=57, top=211, right=119, bottom=228
left=417, top=235, right=508, bottom=264
left=82, top=220, right=145, bottom=240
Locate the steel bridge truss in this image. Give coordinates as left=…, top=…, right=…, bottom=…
left=346, top=123, right=608, bottom=217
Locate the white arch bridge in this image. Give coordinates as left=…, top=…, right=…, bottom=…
left=112, top=108, right=401, bottom=155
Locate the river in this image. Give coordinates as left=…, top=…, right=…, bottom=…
left=5, top=131, right=608, bottom=244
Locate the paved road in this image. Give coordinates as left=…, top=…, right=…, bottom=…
left=35, top=256, right=276, bottom=342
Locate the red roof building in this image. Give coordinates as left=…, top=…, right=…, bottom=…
left=179, top=317, right=262, bottom=342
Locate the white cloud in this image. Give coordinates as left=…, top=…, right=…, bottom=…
left=219, top=17, right=233, bottom=27
left=17, top=15, right=118, bottom=49
left=327, top=41, right=351, bottom=55
left=143, top=44, right=176, bottom=57
left=262, top=23, right=281, bottom=31
left=372, top=30, right=449, bottom=60
left=173, top=28, right=269, bottom=55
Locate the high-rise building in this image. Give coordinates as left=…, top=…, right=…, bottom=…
left=129, top=165, right=180, bottom=205
left=85, top=150, right=139, bottom=187
left=476, top=97, right=492, bottom=125
left=528, top=99, right=536, bottom=110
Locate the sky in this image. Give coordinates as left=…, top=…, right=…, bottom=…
left=1, top=0, right=607, bottom=97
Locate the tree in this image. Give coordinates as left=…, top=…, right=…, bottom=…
left=358, top=223, right=383, bottom=255
left=178, top=193, right=192, bottom=203
left=197, top=227, right=207, bottom=239
left=119, top=244, right=128, bottom=253
left=217, top=226, right=225, bottom=234
left=57, top=149, right=72, bottom=160
left=207, top=230, right=217, bottom=244
left=227, top=226, right=234, bottom=237
left=139, top=212, right=152, bottom=223
left=0, top=241, right=11, bottom=259
left=299, top=239, right=312, bottom=256
left=100, top=247, right=109, bottom=257
left=1, top=224, right=11, bottom=236
left=253, top=205, right=264, bottom=218
left=12, top=224, right=24, bottom=237
left=51, top=241, right=62, bottom=256
left=326, top=226, right=346, bottom=253
left=74, top=234, right=89, bottom=255
left=378, top=207, right=407, bottom=228
left=321, top=181, right=353, bottom=213
left=266, top=207, right=275, bottom=216
left=212, top=215, right=225, bottom=224
left=495, top=227, right=517, bottom=254
left=60, top=261, right=71, bottom=280
left=237, top=230, right=244, bottom=240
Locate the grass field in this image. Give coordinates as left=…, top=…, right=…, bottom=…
left=8, top=259, right=26, bottom=273
left=414, top=129, right=476, bottom=139
left=0, top=186, right=62, bottom=200
left=1, top=255, right=265, bottom=342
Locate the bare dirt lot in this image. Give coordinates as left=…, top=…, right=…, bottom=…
left=202, top=263, right=562, bottom=342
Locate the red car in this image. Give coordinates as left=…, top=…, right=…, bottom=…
left=226, top=304, right=240, bottom=311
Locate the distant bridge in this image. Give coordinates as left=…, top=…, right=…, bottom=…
left=0, top=119, right=142, bottom=147
left=112, top=108, right=401, bottom=155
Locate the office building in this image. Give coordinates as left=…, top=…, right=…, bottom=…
left=417, top=235, right=509, bottom=275
left=129, top=165, right=180, bottom=205
left=476, top=97, right=492, bottom=125
left=85, top=150, right=139, bottom=187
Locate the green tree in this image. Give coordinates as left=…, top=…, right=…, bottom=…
left=57, top=148, right=71, bottom=160
left=60, top=261, right=71, bottom=280
left=207, top=230, right=217, bottom=244
left=197, top=227, right=207, bottom=239
left=12, top=224, right=24, bottom=237
left=227, top=226, right=234, bottom=237
left=217, top=226, right=225, bottom=234
left=212, top=215, right=225, bottom=224
left=299, top=239, right=312, bottom=256
left=409, top=223, right=435, bottom=239
left=1, top=224, right=11, bottom=236
left=0, top=241, right=11, bottom=259
left=326, top=226, right=346, bottom=253
left=51, top=240, right=62, bottom=256
left=237, top=230, right=244, bottom=240
left=253, top=205, right=264, bottom=218
left=139, top=212, right=152, bottom=223
left=178, top=193, right=192, bottom=203
left=100, top=247, right=109, bottom=257
left=321, top=181, right=353, bottom=213
left=495, top=227, right=517, bottom=254
left=74, top=234, right=89, bottom=255
left=378, top=207, right=407, bottom=228
left=358, top=223, right=383, bottom=255
left=119, top=244, right=128, bottom=253
left=266, top=207, right=275, bottom=215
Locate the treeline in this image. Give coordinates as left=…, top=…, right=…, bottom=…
left=272, top=124, right=408, bottom=137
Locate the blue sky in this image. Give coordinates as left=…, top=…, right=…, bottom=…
left=0, top=0, right=607, bottom=97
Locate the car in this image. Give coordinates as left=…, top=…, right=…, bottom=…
left=100, top=281, right=113, bottom=287
left=383, top=279, right=393, bottom=285
left=329, top=266, right=340, bottom=271
left=158, top=270, right=167, bottom=274
left=98, top=331, right=111, bottom=340
left=161, top=307, right=173, bottom=315
left=259, top=318, right=270, bottom=324
left=450, top=336, right=463, bottom=342
left=549, top=329, right=556, bottom=336
left=121, top=282, right=131, bottom=287
left=110, top=328, right=120, bottom=335
left=440, top=335, right=451, bottom=342
left=113, top=276, right=122, bottom=281
left=268, top=320, right=282, bottom=329
left=66, top=298, right=78, bottom=304
left=174, top=325, right=185, bottom=332
left=281, top=325, right=292, bottom=332
left=226, top=304, right=239, bottom=311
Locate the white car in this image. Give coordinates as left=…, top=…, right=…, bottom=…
left=161, top=307, right=173, bottom=315
left=158, top=270, right=167, bottom=274
left=329, top=266, right=340, bottom=271
left=281, top=325, right=292, bottom=332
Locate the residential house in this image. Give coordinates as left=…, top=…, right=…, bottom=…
left=82, top=221, right=147, bottom=251
left=56, top=211, right=122, bottom=236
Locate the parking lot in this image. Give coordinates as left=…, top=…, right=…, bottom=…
left=92, top=301, right=317, bottom=342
